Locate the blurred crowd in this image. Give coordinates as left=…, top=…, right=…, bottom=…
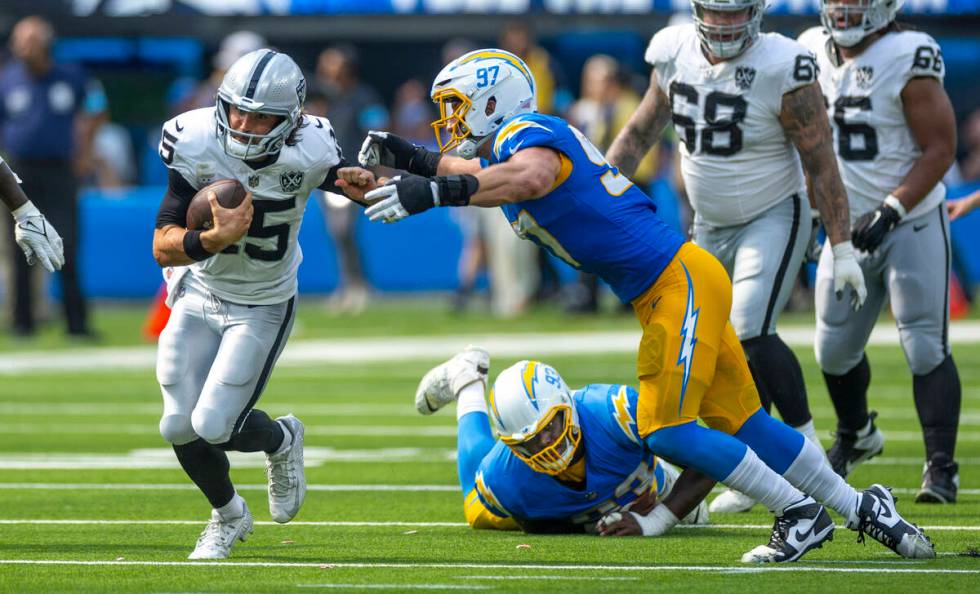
left=2, top=15, right=980, bottom=336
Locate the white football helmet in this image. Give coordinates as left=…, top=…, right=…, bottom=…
left=216, top=49, right=306, bottom=161
left=488, top=360, right=581, bottom=475
left=820, top=0, right=904, bottom=48
left=430, top=48, right=537, bottom=160
left=691, top=0, right=766, bottom=60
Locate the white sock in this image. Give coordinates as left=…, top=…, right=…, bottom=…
left=273, top=420, right=292, bottom=455
left=215, top=493, right=245, bottom=521
left=793, top=419, right=823, bottom=449
left=782, top=437, right=862, bottom=524
left=722, top=448, right=805, bottom=515
left=456, top=381, right=488, bottom=420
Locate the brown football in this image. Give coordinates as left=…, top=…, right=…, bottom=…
left=185, top=179, right=248, bottom=230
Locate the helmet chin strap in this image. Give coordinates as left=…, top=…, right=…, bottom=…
left=457, top=134, right=492, bottom=160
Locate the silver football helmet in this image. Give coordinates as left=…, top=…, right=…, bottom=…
left=215, top=49, right=306, bottom=161
left=820, top=0, right=904, bottom=48
left=691, top=0, right=766, bottom=60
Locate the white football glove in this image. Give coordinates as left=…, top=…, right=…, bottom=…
left=831, top=240, right=866, bottom=311
left=358, top=130, right=388, bottom=168
left=364, top=175, right=440, bottom=224
left=12, top=201, right=64, bottom=272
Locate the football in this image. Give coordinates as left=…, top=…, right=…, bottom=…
left=185, top=178, right=248, bottom=230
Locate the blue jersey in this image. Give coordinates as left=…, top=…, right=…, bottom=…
left=474, top=384, right=666, bottom=527
left=489, top=113, right=685, bottom=303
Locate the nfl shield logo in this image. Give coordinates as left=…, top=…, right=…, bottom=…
left=735, top=66, right=756, bottom=90
left=280, top=170, right=304, bottom=192
left=856, top=66, right=874, bottom=89
left=247, top=174, right=260, bottom=188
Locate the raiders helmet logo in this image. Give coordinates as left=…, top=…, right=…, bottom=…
left=856, top=66, right=874, bottom=89
left=280, top=170, right=304, bottom=193
left=735, top=66, right=756, bottom=90
left=248, top=174, right=260, bottom=188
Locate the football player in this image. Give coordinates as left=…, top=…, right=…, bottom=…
left=355, top=48, right=933, bottom=562
left=1, top=156, right=63, bottom=272
left=152, top=49, right=370, bottom=559
left=800, top=0, right=962, bottom=502
left=416, top=347, right=712, bottom=535
left=604, top=0, right=864, bottom=514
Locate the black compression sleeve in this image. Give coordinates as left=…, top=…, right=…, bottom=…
left=155, top=169, right=198, bottom=229
left=317, top=158, right=351, bottom=192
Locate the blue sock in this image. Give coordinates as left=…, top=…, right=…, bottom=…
left=644, top=421, right=748, bottom=481
left=734, top=409, right=805, bottom=475
left=457, top=411, right=496, bottom=496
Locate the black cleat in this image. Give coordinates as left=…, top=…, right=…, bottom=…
left=916, top=459, right=959, bottom=504
left=741, top=497, right=835, bottom=563
left=827, top=411, right=885, bottom=478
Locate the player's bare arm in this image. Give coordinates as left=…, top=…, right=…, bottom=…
left=152, top=192, right=253, bottom=267
left=893, top=77, right=957, bottom=211
left=780, top=81, right=851, bottom=245
left=948, top=189, right=980, bottom=221
left=0, top=161, right=28, bottom=212
left=467, top=147, right=562, bottom=206
left=606, top=72, right=671, bottom=178
left=598, top=469, right=716, bottom=537
left=334, top=166, right=381, bottom=204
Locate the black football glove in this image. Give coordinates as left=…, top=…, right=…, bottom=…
left=852, top=203, right=901, bottom=253
left=358, top=131, right=441, bottom=177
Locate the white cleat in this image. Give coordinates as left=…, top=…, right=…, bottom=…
left=741, top=497, right=834, bottom=563
left=188, top=502, right=254, bottom=560
left=415, top=346, right=490, bottom=415
left=267, top=414, right=306, bottom=524
left=709, top=488, right=757, bottom=513
left=847, top=484, right=935, bottom=559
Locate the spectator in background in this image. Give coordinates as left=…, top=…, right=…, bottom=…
left=959, top=109, right=980, bottom=182
left=171, top=31, right=267, bottom=115
left=565, top=55, right=659, bottom=313
left=0, top=15, right=103, bottom=338
left=316, top=45, right=388, bottom=314
left=390, top=79, right=435, bottom=144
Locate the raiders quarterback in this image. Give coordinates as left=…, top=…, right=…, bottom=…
left=152, top=49, right=368, bottom=559
left=605, top=0, right=865, bottom=513
left=800, top=0, right=961, bottom=502
left=1, top=156, right=63, bottom=272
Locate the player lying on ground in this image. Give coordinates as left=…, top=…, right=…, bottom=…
left=416, top=347, right=712, bottom=535
left=0, top=156, right=63, bottom=272
left=152, top=49, right=372, bottom=559
left=351, top=48, right=933, bottom=562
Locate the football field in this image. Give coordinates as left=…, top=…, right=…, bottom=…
left=1, top=306, right=978, bottom=592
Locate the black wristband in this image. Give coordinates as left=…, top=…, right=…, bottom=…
left=409, top=146, right=442, bottom=178
left=434, top=174, right=479, bottom=207
left=183, top=230, right=215, bottom=262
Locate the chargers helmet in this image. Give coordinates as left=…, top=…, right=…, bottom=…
left=488, top=360, right=581, bottom=475
left=691, top=0, right=766, bottom=60
left=820, top=0, right=904, bottom=48
left=215, top=49, right=306, bottom=161
left=430, top=49, right=536, bottom=160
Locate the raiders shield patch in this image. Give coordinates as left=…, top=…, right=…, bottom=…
left=856, top=66, right=874, bottom=89
left=735, top=66, right=756, bottom=90
left=280, top=170, right=304, bottom=193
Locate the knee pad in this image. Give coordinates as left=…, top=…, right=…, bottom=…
left=159, top=413, right=196, bottom=445
left=902, top=333, right=947, bottom=376
left=191, top=407, right=234, bottom=444
left=815, top=331, right=864, bottom=376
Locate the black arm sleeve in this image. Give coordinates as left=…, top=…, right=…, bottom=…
left=155, top=168, right=198, bottom=229
left=318, top=157, right=371, bottom=208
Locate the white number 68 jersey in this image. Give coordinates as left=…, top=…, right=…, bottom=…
left=798, top=27, right=946, bottom=223
left=646, top=24, right=817, bottom=227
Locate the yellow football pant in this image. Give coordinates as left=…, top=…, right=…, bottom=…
left=632, top=242, right=762, bottom=437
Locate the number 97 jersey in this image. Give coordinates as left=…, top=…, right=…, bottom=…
left=646, top=24, right=817, bottom=227
left=797, top=27, right=946, bottom=223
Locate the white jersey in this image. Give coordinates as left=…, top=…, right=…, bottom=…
left=798, top=27, right=946, bottom=222
left=159, top=107, right=343, bottom=305
left=646, top=25, right=815, bottom=227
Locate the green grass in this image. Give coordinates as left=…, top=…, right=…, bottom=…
left=0, top=319, right=978, bottom=592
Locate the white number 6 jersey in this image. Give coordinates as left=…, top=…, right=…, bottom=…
left=159, top=107, right=343, bottom=305
left=798, top=27, right=946, bottom=223
left=646, top=24, right=817, bottom=227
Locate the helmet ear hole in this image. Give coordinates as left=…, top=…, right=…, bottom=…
left=485, top=96, right=497, bottom=117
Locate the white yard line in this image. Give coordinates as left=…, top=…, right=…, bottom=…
left=0, top=519, right=977, bottom=531
left=3, top=321, right=980, bottom=375
left=0, top=559, right=977, bottom=574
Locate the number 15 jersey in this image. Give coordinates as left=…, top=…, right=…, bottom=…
left=798, top=27, right=946, bottom=223
left=646, top=25, right=817, bottom=227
